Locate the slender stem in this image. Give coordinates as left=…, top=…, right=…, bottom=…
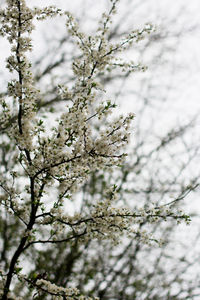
left=16, top=0, right=23, bottom=135
left=2, top=176, right=37, bottom=299
left=2, top=236, right=28, bottom=299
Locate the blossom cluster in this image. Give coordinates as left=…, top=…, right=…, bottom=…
left=0, top=0, right=187, bottom=299
left=34, top=278, right=99, bottom=300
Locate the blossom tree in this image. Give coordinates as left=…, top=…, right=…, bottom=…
left=0, top=0, right=196, bottom=299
